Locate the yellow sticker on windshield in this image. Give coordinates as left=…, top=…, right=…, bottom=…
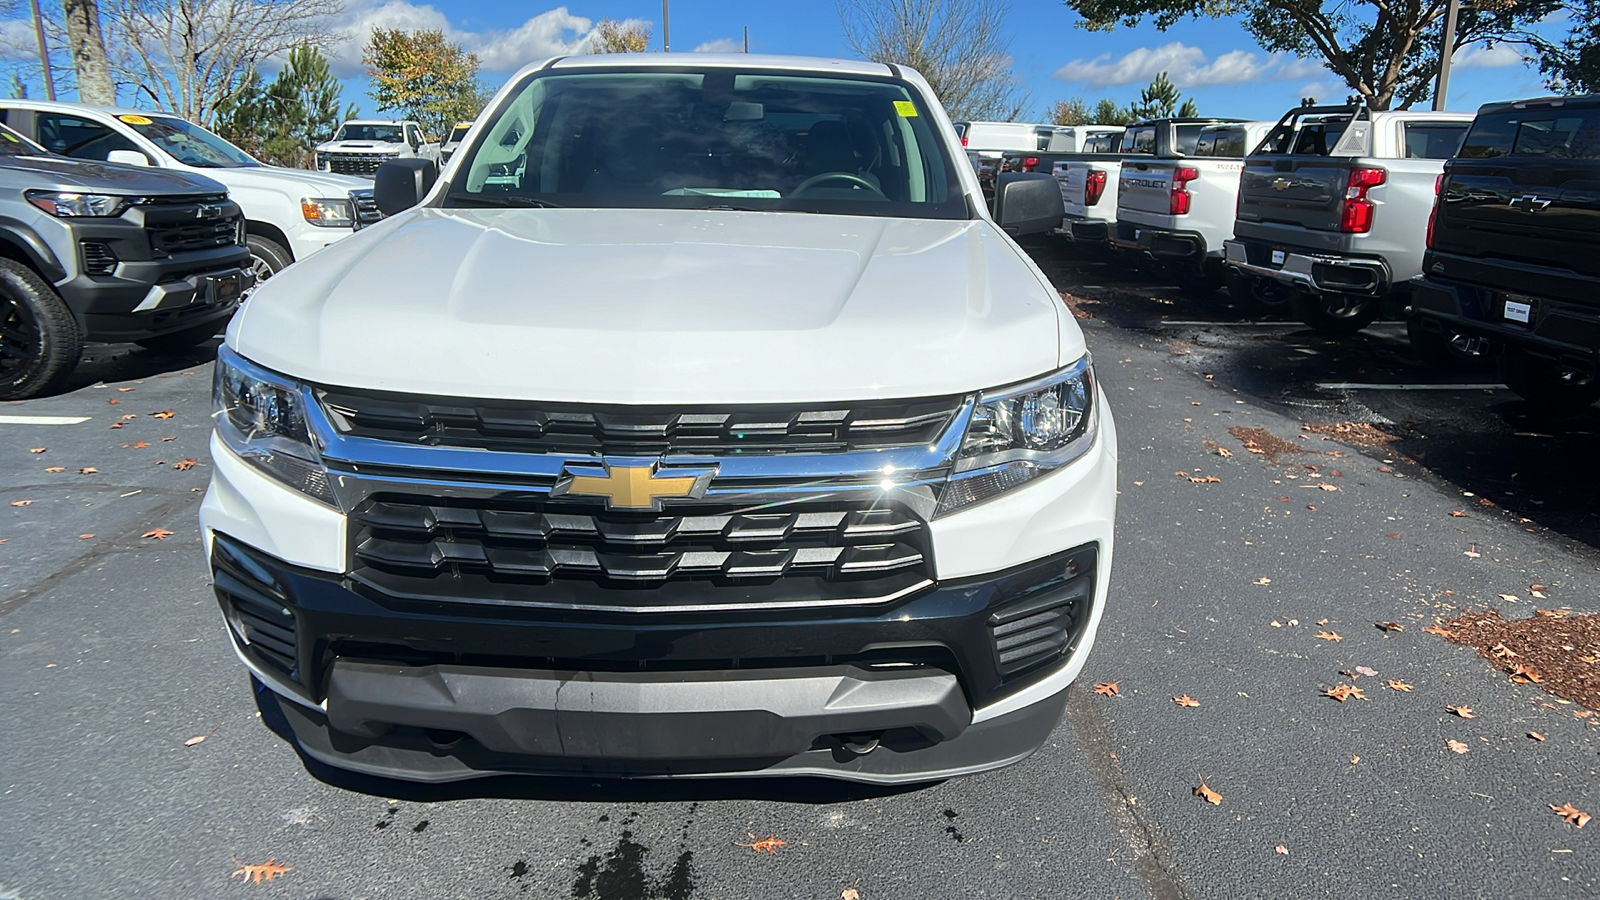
left=894, top=100, right=918, bottom=117
left=118, top=114, right=152, bottom=126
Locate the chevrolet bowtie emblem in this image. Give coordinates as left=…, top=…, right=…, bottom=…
left=551, top=460, right=718, bottom=510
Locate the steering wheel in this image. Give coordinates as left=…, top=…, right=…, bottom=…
left=791, top=171, right=885, bottom=197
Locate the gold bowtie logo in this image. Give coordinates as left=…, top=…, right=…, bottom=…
left=551, top=461, right=717, bottom=510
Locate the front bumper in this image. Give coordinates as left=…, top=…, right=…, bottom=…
left=1225, top=239, right=1389, bottom=296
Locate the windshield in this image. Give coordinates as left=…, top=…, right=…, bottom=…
left=338, top=124, right=405, bottom=143
left=445, top=67, right=967, bottom=218
left=0, top=123, right=47, bottom=156
left=448, top=125, right=472, bottom=144
left=122, top=115, right=258, bottom=168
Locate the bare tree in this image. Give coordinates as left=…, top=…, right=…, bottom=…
left=103, top=0, right=345, bottom=125
left=839, top=0, right=1025, bottom=121
left=584, top=18, right=651, bottom=54
left=61, top=0, right=114, bottom=104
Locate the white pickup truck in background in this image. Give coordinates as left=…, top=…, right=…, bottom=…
left=1112, top=121, right=1273, bottom=291
left=316, top=120, right=441, bottom=178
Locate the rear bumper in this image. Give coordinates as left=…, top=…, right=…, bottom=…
left=1057, top=216, right=1111, bottom=244
left=1225, top=239, right=1389, bottom=295
left=1112, top=222, right=1207, bottom=260
left=1411, top=275, right=1600, bottom=364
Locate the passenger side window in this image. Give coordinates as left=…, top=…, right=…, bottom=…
left=1403, top=123, right=1468, bottom=159
left=35, top=113, right=138, bottom=161
left=1123, top=127, right=1156, bottom=154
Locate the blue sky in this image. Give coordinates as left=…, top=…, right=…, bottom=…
left=1, top=1, right=1565, bottom=122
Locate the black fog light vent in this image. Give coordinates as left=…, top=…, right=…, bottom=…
left=81, top=241, right=117, bottom=276
left=225, top=588, right=298, bottom=677
left=988, top=583, right=1086, bottom=678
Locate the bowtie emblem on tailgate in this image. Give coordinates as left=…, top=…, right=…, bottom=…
left=1271, top=177, right=1292, bottom=191
left=551, top=460, right=719, bottom=510
left=1509, top=194, right=1553, bottom=212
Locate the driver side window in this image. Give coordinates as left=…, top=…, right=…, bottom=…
left=35, top=113, right=139, bottom=161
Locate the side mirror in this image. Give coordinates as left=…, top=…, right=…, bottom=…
left=992, top=172, right=1063, bottom=237
left=374, top=158, right=438, bottom=215
left=106, top=149, right=151, bottom=167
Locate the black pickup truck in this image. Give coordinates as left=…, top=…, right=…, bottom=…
left=1410, top=95, right=1600, bottom=410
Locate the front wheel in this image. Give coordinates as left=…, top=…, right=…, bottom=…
left=1406, top=318, right=1494, bottom=371
left=245, top=233, right=293, bottom=285
left=1498, top=347, right=1600, bottom=413
left=1292, top=290, right=1380, bottom=336
left=0, top=259, right=82, bottom=400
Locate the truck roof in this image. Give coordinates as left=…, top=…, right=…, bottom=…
left=1126, top=117, right=1247, bottom=127
left=341, top=119, right=413, bottom=126
left=0, top=99, right=186, bottom=119
left=536, top=53, right=896, bottom=79
left=1475, top=94, right=1600, bottom=115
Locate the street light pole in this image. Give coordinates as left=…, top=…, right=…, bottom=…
left=1433, top=0, right=1460, bottom=111
left=28, top=0, right=55, bottom=101
left=662, top=0, right=670, bottom=52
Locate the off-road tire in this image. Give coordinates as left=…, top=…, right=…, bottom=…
left=0, top=258, right=82, bottom=400
left=1226, top=268, right=1290, bottom=317
left=135, top=321, right=223, bottom=353
left=1405, top=317, right=1494, bottom=371
left=1292, top=290, right=1380, bottom=337
left=1498, top=347, right=1600, bottom=413
left=246, top=233, right=293, bottom=283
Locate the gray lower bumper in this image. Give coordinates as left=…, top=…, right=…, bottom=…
left=1224, top=240, right=1387, bottom=295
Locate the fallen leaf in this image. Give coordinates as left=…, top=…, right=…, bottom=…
left=1387, top=680, right=1414, bottom=692
left=1306, top=504, right=1317, bottom=510
left=1385, top=533, right=1402, bottom=539
left=1189, top=475, right=1221, bottom=484
left=119, top=414, right=137, bottom=421
left=1316, top=631, right=1343, bottom=642
left=1378, top=622, right=1403, bottom=633
left=1172, top=694, right=1200, bottom=708
left=108, top=423, right=122, bottom=429
left=28, top=447, right=44, bottom=453
left=1093, top=682, right=1120, bottom=697
left=1449, top=510, right=1467, bottom=517
left=1275, top=845, right=1288, bottom=855
left=153, top=460, right=165, bottom=466
left=152, top=409, right=175, bottom=419
left=1317, top=483, right=1338, bottom=491
left=1350, top=755, right=1360, bottom=764
left=231, top=859, right=291, bottom=883
left=1355, top=665, right=1378, bottom=677
left=1536, top=609, right=1570, bottom=619
left=43, top=467, right=64, bottom=473
left=142, top=528, right=174, bottom=540
left=78, top=467, right=97, bottom=475
left=1464, top=549, right=1481, bottom=559
left=1531, top=583, right=1547, bottom=592
left=160, top=436, right=175, bottom=442
left=174, top=458, right=199, bottom=471
left=184, top=726, right=216, bottom=746
left=1193, top=781, right=1222, bottom=805
left=77, top=534, right=93, bottom=539
left=9, top=499, right=33, bottom=507
left=1422, top=625, right=1454, bottom=637
left=736, top=835, right=786, bottom=854
left=1270, top=620, right=1282, bottom=627
left=1323, top=684, right=1366, bottom=702
left=1254, top=577, right=1271, bottom=586
left=1277, top=496, right=1291, bottom=502
left=1551, top=803, right=1592, bottom=828
left=1529, top=731, right=1546, bottom=742
left=108, top=399, right=117, bottom=405
left=842, top=890, right=861, bottom=900
left=1446, top=739, right=1470, bottom=754
left=1509, top=664, right=1544, bottom=684
left=132, top=440, right=150, bottom=449
left=1448, top=705, right=1476, bottom=719
left=1317, top=618, right=1329, bottom=625
left=117, top=386, right=133, bottom=392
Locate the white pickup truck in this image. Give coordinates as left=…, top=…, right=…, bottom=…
left=203, top=53, right=1118, bottom=785
left=1056, top=117, right=1242, bottom=245
left=1112, top=121, right=1273, bottom=290
left=0, top=99, right=381, bottom=284
left=315, top=120, right=441, bottom=178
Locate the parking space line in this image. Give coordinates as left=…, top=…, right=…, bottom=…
left=1316, top=383, right=1506, bottom=391
left=0, top=415, right=91, bottom=425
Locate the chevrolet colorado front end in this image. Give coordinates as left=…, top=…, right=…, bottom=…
left=201, top=54, right=1118, bottom=783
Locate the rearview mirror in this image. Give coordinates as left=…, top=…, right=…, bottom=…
left=375, top=158, right=438, bottom=215
left=992, top=173, right=1062, bottom=237
left=106, top=149, right=150, bottom=167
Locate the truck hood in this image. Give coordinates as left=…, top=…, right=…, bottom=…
left=231, top=208, right=1075, bottom=404
left=5, top=154, right=226, bottom=194
left=201, top=165, right=371, bottom=195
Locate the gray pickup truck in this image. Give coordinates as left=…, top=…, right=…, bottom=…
left=1223, top=104, right=1472, bottom=334
left=0, top=123, right=251, bottom=397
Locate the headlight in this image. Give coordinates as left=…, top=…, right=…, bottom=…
left=25, top=190, right=137, bottom=217
left=214, top=348, right=337, bottom=507
left=935, top=355, right=1096, bottom=517
left=301, top=197, right=354, bottom=228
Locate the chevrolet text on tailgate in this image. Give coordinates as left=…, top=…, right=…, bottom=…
left=202, top=54, right=1119, bottom=783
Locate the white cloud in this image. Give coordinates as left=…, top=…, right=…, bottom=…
left=1054, top=42, right=1327, bottom=89
left=692, top=38, right=743, bottom=53
left=1454, top=42, right=1526, bottom=70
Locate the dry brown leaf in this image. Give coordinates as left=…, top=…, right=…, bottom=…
left=842, top=890, right=861, bottom=900
left=9, top=499, right=33, bottom=507
left=1449, top=510, right=1467, bottom=517
left=1350, top=754, right=1361, bottom=764
left=1551, top=803, right=1592, bottom=828
left=1448, top=705, right=1476, bottom=719
left=43, top=467, right=64, bottom=473
left=1316, top=631, right=1343, bottom=642
left=108, top=423, right=122, bottom=429
left=1510, top=664, right=1544, bottom=684
left=77, top=534, right=93, bottom=540
left=1378, top=622, right=1403, bottom=633
left=152, top=409, right=175, bottom=419
left=1422, top=625, right=1454, bottom=637
left=1387, top=680, right=1414, bottom=692
left=1536, top=609, right=1570, bottom=619
left=160, top=436, right=175, bottom=442
left=1193, top=781, right=1222, bottom=805
left=1317, top=483, right=1338, bottom=492
left=28, top=447, right=44, bottom=453
left=119, top=414, right=137, bottom=421
left=1189, top=475, right=1221, bottom=484
left=231, top=859, right=291, bottom=883
left=1172, top=694, right=1200, bottom=708
left=1323, top=684, right=1366, bottom=702
left=1385, top=533, right=1402, bottom=539
left=132, top=440, right=150, bottom=449
left=174, top=458, right=199, bottom=471
left=736, top=835, right=786, bottom=854
left=1275, top=845, right=1289, bottom=855
left=78, top=467, right=97, bottom=475
left=184, top=726, right=216, bottom=747
left=1491, top=642, right=1520, bottom=659
left=1446, top=739, right=1470, bottom=754
left=1093, top=681, right=1120, bottom=697
left=1529, top=731, right=1547, bottom=742
left=117, top=386, right=133, bottom=392
left=142, top=528, right=174, bottom=540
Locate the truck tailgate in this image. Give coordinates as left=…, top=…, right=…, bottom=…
left=1117, top=160, right=1173, bottom=217
left=1238, top=158, right=1351, bottom=232
left=1439, top=161, right=1600, bottom=281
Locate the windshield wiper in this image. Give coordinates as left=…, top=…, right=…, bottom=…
left=448, top=195, right=562, bottom=209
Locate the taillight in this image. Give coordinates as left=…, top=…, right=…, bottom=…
left=1339, top=166, right=1386, bottom=234
left=1085, top=170, right=1107, bottom=206
left=1170, top=166, right=1199, bottom=216
left=1426, top=173, right=1443, bottom=249
left=961, top=136, right=968, bottom=147
left=1023, top=156, right=1040, bottom=172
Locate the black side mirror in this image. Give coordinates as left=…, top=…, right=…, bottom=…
left=992, top=172, right=1063, bottom=237
left=375, top=158, right=438, bottom=215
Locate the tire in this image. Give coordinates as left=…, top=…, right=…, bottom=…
left=1226, top=268, right=1291, bottom=317
left=1292, top=290, right=1380, bottom=336
left=1498, top=347, right=1600, bottom=413
left=1405, top=318, right=1494, bottom=371
left=246, top=233, right=293, bottom=284
left=135, top=321, right=223, bottom=353
left=0, top=258, right=82, bottom=400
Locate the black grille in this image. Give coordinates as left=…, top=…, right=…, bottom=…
left=213, top=538, right=299, bottom=679
left=352, top=190, right=383, bottom=227
left=323, top=153, right=387, bottom=177
left=319, top=389, right=963, bottom=456
left=80, top=240, right=116, bottom=275
left=988, top=554, right=1093, bottom=678
left=349, top=495, right=932, bottom=611
left=147, top=215, right=241, bottom=255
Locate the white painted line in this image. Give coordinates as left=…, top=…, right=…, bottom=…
left=0, top=415, right=90, bottom=425
left=1157, top=320, right=1301, bottom=327
left=1316, top=383, right=1506, bottom=391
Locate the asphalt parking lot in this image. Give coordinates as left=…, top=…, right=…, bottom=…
left=2, top=239, right=1598, bottom=899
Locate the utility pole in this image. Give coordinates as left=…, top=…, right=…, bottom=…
left=743, top=26, right=748, bottom=53
left=28, top=0, right=54, bottom=100
left=1433, top=0, right=1460, bottom=111
left=662, top=0, right=670, bottom=52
